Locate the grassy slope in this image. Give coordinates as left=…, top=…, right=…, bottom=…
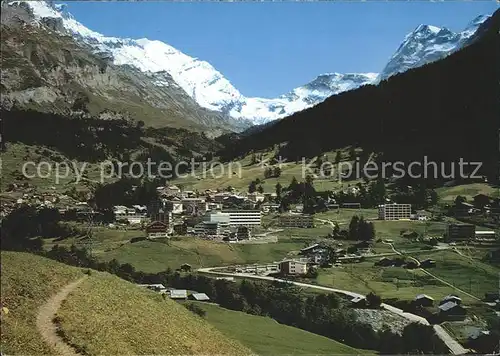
left=436, top=183, right=499, bottom=202
left=172, top=149, right=361, bottom=193
left=58, top=273, right=251, bottom=355
left=98, top=237, right=307, bottom=273
left=411, top=250, right=500, bottom=299
left=0, top=142, right=104, bottom=192
left=0, top=251, right=251, bottom=355
left=192, top=302, right=374, bottom=356
left=315, top=261, right=468, bottom=302
left=0, top=251, right=84, bottom=354
left=317, top=249, right=500, bottom=303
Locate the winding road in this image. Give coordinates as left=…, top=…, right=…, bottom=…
left=198, top=266, right=469, bottom=355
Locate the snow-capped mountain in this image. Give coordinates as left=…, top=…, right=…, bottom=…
left=378, top=15, right=490, bottom=81
left=15, top=1, right=377, bottom=125
left=11, top=1, right=491, bottom=126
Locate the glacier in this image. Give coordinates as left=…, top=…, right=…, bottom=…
left=378, top=15, right=490, bottom=81
left=13, top=1, right=490, bottom=126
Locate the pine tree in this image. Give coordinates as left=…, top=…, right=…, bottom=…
left=335, top=151, right=342, bottom=164
left=349, top=215, right=360, bottom=240
left=250, top=153, right=257, bottom=165
left=303, top=175, right=317, bottom=214
left=275, top=182, right=282, bottom=201
left=316, top=155, right=323, bottom=170
left=348, top=146, right=356, bottom=161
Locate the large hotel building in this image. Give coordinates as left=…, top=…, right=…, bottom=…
left=378, top=204, right=411, bottom=220
left=222, top=210, right=262, bottom=227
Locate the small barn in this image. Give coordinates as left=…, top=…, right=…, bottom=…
left=420, top=259, right=436, bottom=268
left=189, top=293, right=210, bottom=302
left=350, top=296, right=367, bottom=308
left=439, top=295, right=462, bottom=306
left=414, top=294, right=434, bottom=307
left=438, top=301, right=466, bottom=320
left=375, top=257, right=393, bottom=267
left=169, top=289, right=188, bottom=300
left=405, top=260, right=420, bottom=269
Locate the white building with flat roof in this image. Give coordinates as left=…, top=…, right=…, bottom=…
left=222, top=209, right=262, bottom=227
left=378, top=204, right=411, bottom=220
left=475, top=231, right=497, bottom=238
left=204, top=211, right=230, bottom=224
left=279, top=260, right=308, bottom=275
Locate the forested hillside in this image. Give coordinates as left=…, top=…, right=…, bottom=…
left=220, top=10, right=500, bottom=182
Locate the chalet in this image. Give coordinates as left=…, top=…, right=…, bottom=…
left=355, top=241, right=371, bottom=249
left=473, top=194, right=492, bottom=208
left=420, top=259, right=436, bottom=268
left=221, top=195, right=246, bottom=208
left=260, top=202, right=280, bottom=213
left=146, top=221, right=171, bottom=239
left=299, top=244, right=322, bottom=255
left=140, top=283, right=165, bottom=291
left=414, top=294, right=434, bottom=307
left=173, top=223, right=188, bottom=235
left=447, top=223, right=475, bottom=242
left=213, top=192, right=231, bottom=203
left=405, top=260, right=420, bottom=269
left=180, top=263, right=192, bottom=272
left=334, top=248, right=346, bottom=256
left=235, top=226, right=251, bottom=240
left=241, top=199, right=257, bottom=210
left=262, top=192, right=277, bottom=200
left=164, top=199, right=183, bottom=214
left=440, top=295, right=462, bottom=306
left=416, top=211, right=429, bottom=221
left=246, top=192, right=265, bottom=203
left=438, top=301, right=466, bottom=320
left=484, top=292, right=500, bottom=302
left=467, top=330, right=497, bottom=354
left=189, top=293, right=210, bottom=302
left=165, top=185, right=181, bottom=196
left=133, top=205, right=147, bottom=214
left=294, top=204, right=304, bottom=213
left=279, top=214, right=314, bottom=228
left=376, top=257, right=391, bottom=267
left=350, top=296, right=366, bottom=307
left=215, top=276, right=235, bottom=282
left=182, top=190, right=195, bottom=198
left=207, top=202, right=223, bottom=211
left=114, top=205, right=146, bottom=224
left=402, top=231, right=419, bottom=239
left=169, top=289, right=188, bottom=300
left=341, top=203, right=361, bottom=209
left=182, top=198, right=208, bottom=215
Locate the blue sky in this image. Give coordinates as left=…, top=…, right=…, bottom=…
left=62, top=1, right=498, bottom=98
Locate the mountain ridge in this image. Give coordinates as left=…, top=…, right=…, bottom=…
left=1, top=1, right=248, bottom=135
left=218, top=8, right=500, bottom=182
left=377, top=14, right=490, bottom=81
left=16, top=0, right=490, bottom=126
